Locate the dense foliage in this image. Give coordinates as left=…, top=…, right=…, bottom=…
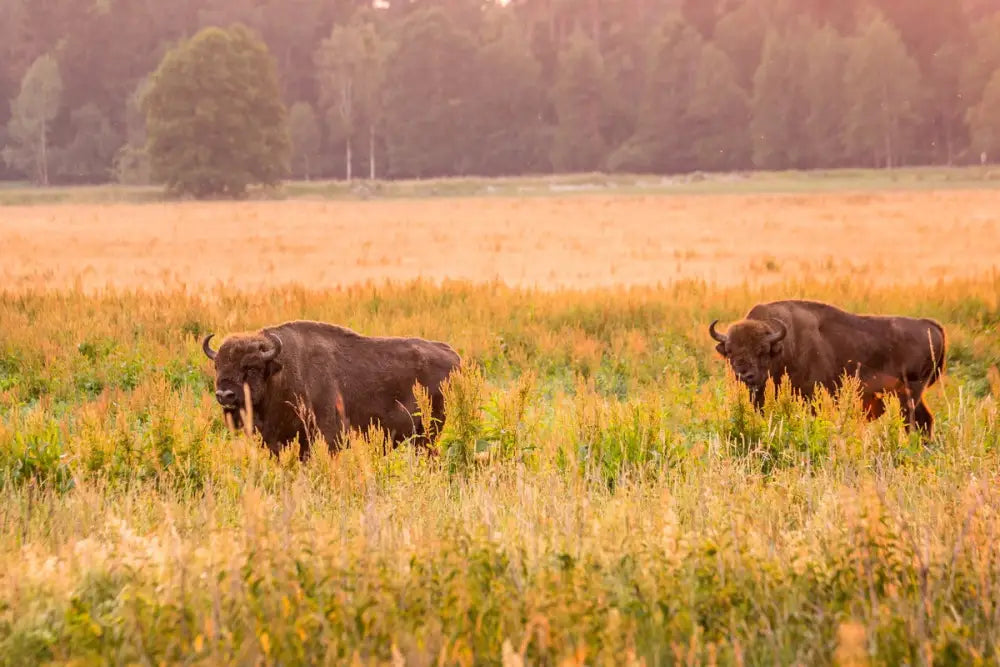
left=143, top=25, right=290, bottom=198
left=1, top=278, right=999, bottom=662
left=1, top=0, right=1000, bottom=184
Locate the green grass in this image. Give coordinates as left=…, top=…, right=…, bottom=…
left=3, top=165, right=1000, bottom=205
left=1, top=279, right=1000, bottom=664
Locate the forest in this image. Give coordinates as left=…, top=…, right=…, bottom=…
left=2, top=0, right=1000, bottom=184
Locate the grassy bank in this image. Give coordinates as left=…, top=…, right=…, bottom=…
left=1, top=280, right=1000, bottom=664
left=3, top=165, right=1000, bottom=206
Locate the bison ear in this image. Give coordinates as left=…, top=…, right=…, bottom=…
left=769, top=341, right=783, bottom=357
left=715, top=342, right=727, bottom=357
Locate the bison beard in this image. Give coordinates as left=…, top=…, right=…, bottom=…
left=709, top=299, right=946, bottom=437
left=202, top=320, right=461, bottom=458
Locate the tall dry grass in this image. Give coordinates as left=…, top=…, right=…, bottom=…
left=1, top=279, right=999, bottom=664
left=3, top=188, right=1000, bottom=292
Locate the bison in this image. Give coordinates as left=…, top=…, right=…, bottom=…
left=201, top=320, right=461, bottom=457
left=708, top=300, right=946, bottom=435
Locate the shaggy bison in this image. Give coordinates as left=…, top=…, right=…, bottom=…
left=202, top=320, right=461, bottom=456
left=709, top=300, right=946, bottom=435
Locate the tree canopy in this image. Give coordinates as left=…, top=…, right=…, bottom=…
left=1, top=0, right=1000, bottom=185
left=142, top=24, right=289, bottom=198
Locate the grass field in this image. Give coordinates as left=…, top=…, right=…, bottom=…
left=2, top=178, right=1000, bottom=664
left=3, top=188, right=1000, bottom=292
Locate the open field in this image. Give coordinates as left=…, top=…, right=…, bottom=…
left=2, top=188, right=1000, bottom=291
left=2, top=183, right=1000, bottom=664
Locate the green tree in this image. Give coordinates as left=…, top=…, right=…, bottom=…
left=713, top=0, right=770, bottom=92
left=922, top=38, right=969, bottom=164
left=750, top=29, right=807, bottom=169
left=143, top=24, right=289, bottom=198
left=607, top=17, right=703, bottom=174
left=288, top=101, right=321, bottom=180
left=381, top=6, right=479, bottom=178
left=550, top=29, right=606, bottom=173
left=113, top=76, right=152, bottom=185
left=874, top=0, right=968, bottom=164
left=843, top=12, right=923, bottom=168
left=56, top=103, right=122, bottom=183
left=967, top=69, right=1000, bottom=162
left=597, top=2, right=651, bottom=153
left=687, top=42, right=751, bottom=171
left=315, top=12, right=390, bottom=181
left=2, top=52, right=62, bottom=185
left=961, top=13, right=1000, bottom=132
left=801, top=23, right=849, bottom=167
left=472, top=9, right=550, bottom=175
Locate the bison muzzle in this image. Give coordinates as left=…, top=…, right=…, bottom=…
left=202, top=320, right=461, bottom=457
left=709, top=299, right=946, bottom=436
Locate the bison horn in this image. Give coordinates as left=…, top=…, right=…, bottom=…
left=764, top=319, right=788, bottom=345
left=202, top=334, right=217, bottom=360
left=260, top=331, right=282, bottom=362
left=708, top=320, right=728, bottom=343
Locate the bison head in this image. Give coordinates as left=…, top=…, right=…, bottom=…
left=202, top=331, right=283, bottom=421
left=709, top=318, right=787, bottom=389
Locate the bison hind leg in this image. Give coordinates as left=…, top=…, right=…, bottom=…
left=912, top=398, right=934, bottom=438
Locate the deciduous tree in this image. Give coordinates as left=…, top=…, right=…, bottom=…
left=550, top=29, right=606, bottom=172
left=288, top=102, right=321, bottom=180
left=843, top=11, right=923, bottom=168
left=967, top=69, right=1000, bottom=162
left=750, top=29, right=806, bottom=169
left=2, top=52, right=62, bottom=185
left=315, top=12, right=390, bottom=181
left=801, top=23, right=849, bottom=167
left=688, top=43, right=751, bottom=171
left=607, top=17, right=702, bottom=173
left=143, top=25, right=289, bottom=198
left=381, top=6, right=478, bottom=177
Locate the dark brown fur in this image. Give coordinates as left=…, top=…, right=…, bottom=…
left=203, top=320, right=461, bottom=457
left=710, top=300, right=946, bottom=436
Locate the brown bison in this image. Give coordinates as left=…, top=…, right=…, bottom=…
left=709, top=300, right=946, bottom=435
left=201, top=320, right=461, bottom=457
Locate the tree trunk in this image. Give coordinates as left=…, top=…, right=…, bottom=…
left=369, top=124, right=376, bottom=180
left=345, top=137, right=352, bottom=182
left=884, top=129, right=893, bottom=169
left=944, top=116, right=954, bottom=166
left=880, top=80, right=892, bottom=170
left=40, top=124, right=48, bottom=186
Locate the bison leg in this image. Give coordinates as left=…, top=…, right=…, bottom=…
left=861, top=393, right=887, bottom=421
left=426, top=389, right=447, bottom=440
left=912, top=396, right=934, bottom=438
left=893, top=388, right=935, bottom=438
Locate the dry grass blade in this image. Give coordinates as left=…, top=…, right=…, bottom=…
left=242, top=381, right=254, bottom=440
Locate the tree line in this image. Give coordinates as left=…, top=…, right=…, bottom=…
left=3, top=0, right=1000, bottom=186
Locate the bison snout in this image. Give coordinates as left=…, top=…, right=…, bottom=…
left=215, top=389, right=238, bottom=407
left=738, top=371, right=760, bottom=386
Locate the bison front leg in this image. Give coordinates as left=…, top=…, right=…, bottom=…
left=861, top=393, right=887, bottom=421
left=892, top=385, right=935, bottom=439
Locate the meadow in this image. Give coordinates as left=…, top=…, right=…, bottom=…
left=1, top=177, right=1000, bottom=665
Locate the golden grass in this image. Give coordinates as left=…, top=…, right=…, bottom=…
left=3, top=188, right=1000, bottom=663
left=2, top=189, right=999, bottom=291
